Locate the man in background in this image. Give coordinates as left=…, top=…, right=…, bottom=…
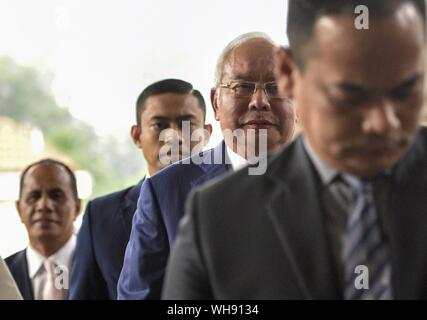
left=6, top=159, right=80, bottom=300
left=118, top=32, right=296, bottom=299
left=70, top=79, right=211, bottom=299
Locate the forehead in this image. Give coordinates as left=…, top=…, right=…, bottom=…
left=142, top=93, right=203, bottom=119
left=22, top=164, right=72, bottom=192
left=222, top=39, right=275, bottom=82
left=305, top=4, right=425, bottom=85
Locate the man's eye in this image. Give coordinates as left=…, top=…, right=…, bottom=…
left=331, top=94, right=366, bottom=108
left=234, top=83, right=254, bottom=92
left=391, top=87, right=418, bottom=101
left=152, top=123, right=167, bottom=130
left=266, top=84, right=279, bottom=95
left=26, top=192, right=40, bottom=203
left=50, top=191, right=63, bottom=200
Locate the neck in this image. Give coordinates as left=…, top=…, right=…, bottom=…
left=30, top=234, right=71, bottom=258
left=147, top=165, right=160, bottom=176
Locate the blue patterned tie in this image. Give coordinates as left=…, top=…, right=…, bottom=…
left=341, top=176, right=393, bottom=300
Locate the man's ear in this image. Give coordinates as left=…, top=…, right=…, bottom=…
left=275, top=46, right=296, bottom=100
left=202, top=123, right=213, bottom=147
left=74, top=199, right=82, bottom=221
left=130, top=125, right=142, bottom=149
left=15, top=200, right=24, bottom=223
left=210, top=88, right=220, bottom=121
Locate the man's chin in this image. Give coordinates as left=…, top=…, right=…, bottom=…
left=32, top=230, right=61, bottom=242
left=341, top=156, right=400, bottom=178
left=158, top=154, right=189, bottom=167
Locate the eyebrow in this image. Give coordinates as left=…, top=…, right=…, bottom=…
left=392, top=73, right=423, bottom=91
left=334, top=82, right=368, bottom=95
left=231, top=74, right=275, bottom=82
left=25, top=187, right=64, bottom=195
left=176, top=114, right=198, bottom=121
left=150, top=114, right=198, bottom=122
left=149, top=116, right=169, bottom=121
left=334, top=73, right=423, bottom=94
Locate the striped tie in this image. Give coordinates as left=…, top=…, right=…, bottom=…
left=341, top=176, right=393, bottom=300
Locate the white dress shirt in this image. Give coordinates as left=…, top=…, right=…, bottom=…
left=26, top=234, right=76, bottom=300
left=225, top=145, right=248, bottom=171
left=0, top=256, right=22, bottom=300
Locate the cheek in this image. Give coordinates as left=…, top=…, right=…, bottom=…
left=275, top=103, right=295, bottom=125
left=19, top=210, right=31, bottom=225
left=398, top=104, right=423, bottom=130
left=59, top=205, right=77, bottom=223
left=18, top=204, right=32, bottom=218
left=218, top=97, right=244, bottom=125
left=141, top=132, right=162, bottom=155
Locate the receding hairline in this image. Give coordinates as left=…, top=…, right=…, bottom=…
left=214, top=32, right=276, bottom=87
left=20, top=161, right=78, bottom=200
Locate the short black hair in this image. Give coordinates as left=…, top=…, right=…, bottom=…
left=135, top=78, right=206, bottom=126
left=19, top=158, right=78, bottom=200
left=287, top=0, right=426, bottom=68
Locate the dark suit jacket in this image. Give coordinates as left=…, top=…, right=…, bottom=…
left=163, top=128, right=427, bottom=299
left=5, top=250, right=33, bottom=300
left=117, top=142, right=230, bottom=300
left=69, top=180, right=143, bottom=300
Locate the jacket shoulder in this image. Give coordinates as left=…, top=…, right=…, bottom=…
left=87, top=185, right=136, bottom=214
left=5, top=250, right=26, bottom=269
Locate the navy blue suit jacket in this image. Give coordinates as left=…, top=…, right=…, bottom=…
left=69, top=180, right=143, bottom=300
left=117, top=142, right=230, bottom=300
left=5, top=250, right=33, bottom=300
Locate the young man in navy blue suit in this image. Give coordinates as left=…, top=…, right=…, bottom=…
left=69, top=79, right=211, bottom=299
left=117, top=33, right=296, bottom=299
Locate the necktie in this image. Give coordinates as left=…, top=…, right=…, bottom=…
left=341, top=176, right=393, bottom=300
left=42, top=259, right=64, bottom=300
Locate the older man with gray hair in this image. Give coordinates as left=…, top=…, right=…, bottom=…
left=117, top=32, right=296, bottom=300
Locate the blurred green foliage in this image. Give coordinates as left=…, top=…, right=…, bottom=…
left=0, top=56, right=145, bottom=197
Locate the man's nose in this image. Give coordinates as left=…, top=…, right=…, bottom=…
left=36, top=194, right=52, bottom=212
left=362, top=100, right=401, bottom=135
left=163, top=126, right=182, bottom=144
left=248, top=86, right=271, bottom=111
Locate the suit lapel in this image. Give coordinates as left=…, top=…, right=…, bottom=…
left=15, top=250, right=34, bottom=300
left=265, top=137, right=341, bottom=299
left=120, top=178, right=145, bottom=236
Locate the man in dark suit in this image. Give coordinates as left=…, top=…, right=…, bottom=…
left=163, top=0, right=427, bottom=299
left=6, top=159, right=81, bottom=300
left=69, top=79, right=211, bottom=299
left=117, top=32, right=296, bottom=299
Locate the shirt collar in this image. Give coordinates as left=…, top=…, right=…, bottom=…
left=26, top=234, right=76, bottom=279
left=225, top=145, right=248, bottom=171
left=302, top=137, right=338, bottom=186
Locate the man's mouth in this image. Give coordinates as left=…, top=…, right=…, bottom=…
left=243, top=119, right=276, bottom=129
left=32, top=218, right=59, bottom=225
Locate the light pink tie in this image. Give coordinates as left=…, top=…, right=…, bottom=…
left=42, top=259, right=64, bottom=300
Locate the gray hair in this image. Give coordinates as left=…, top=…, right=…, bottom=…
left=214, top=32, right=275, bottom=87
